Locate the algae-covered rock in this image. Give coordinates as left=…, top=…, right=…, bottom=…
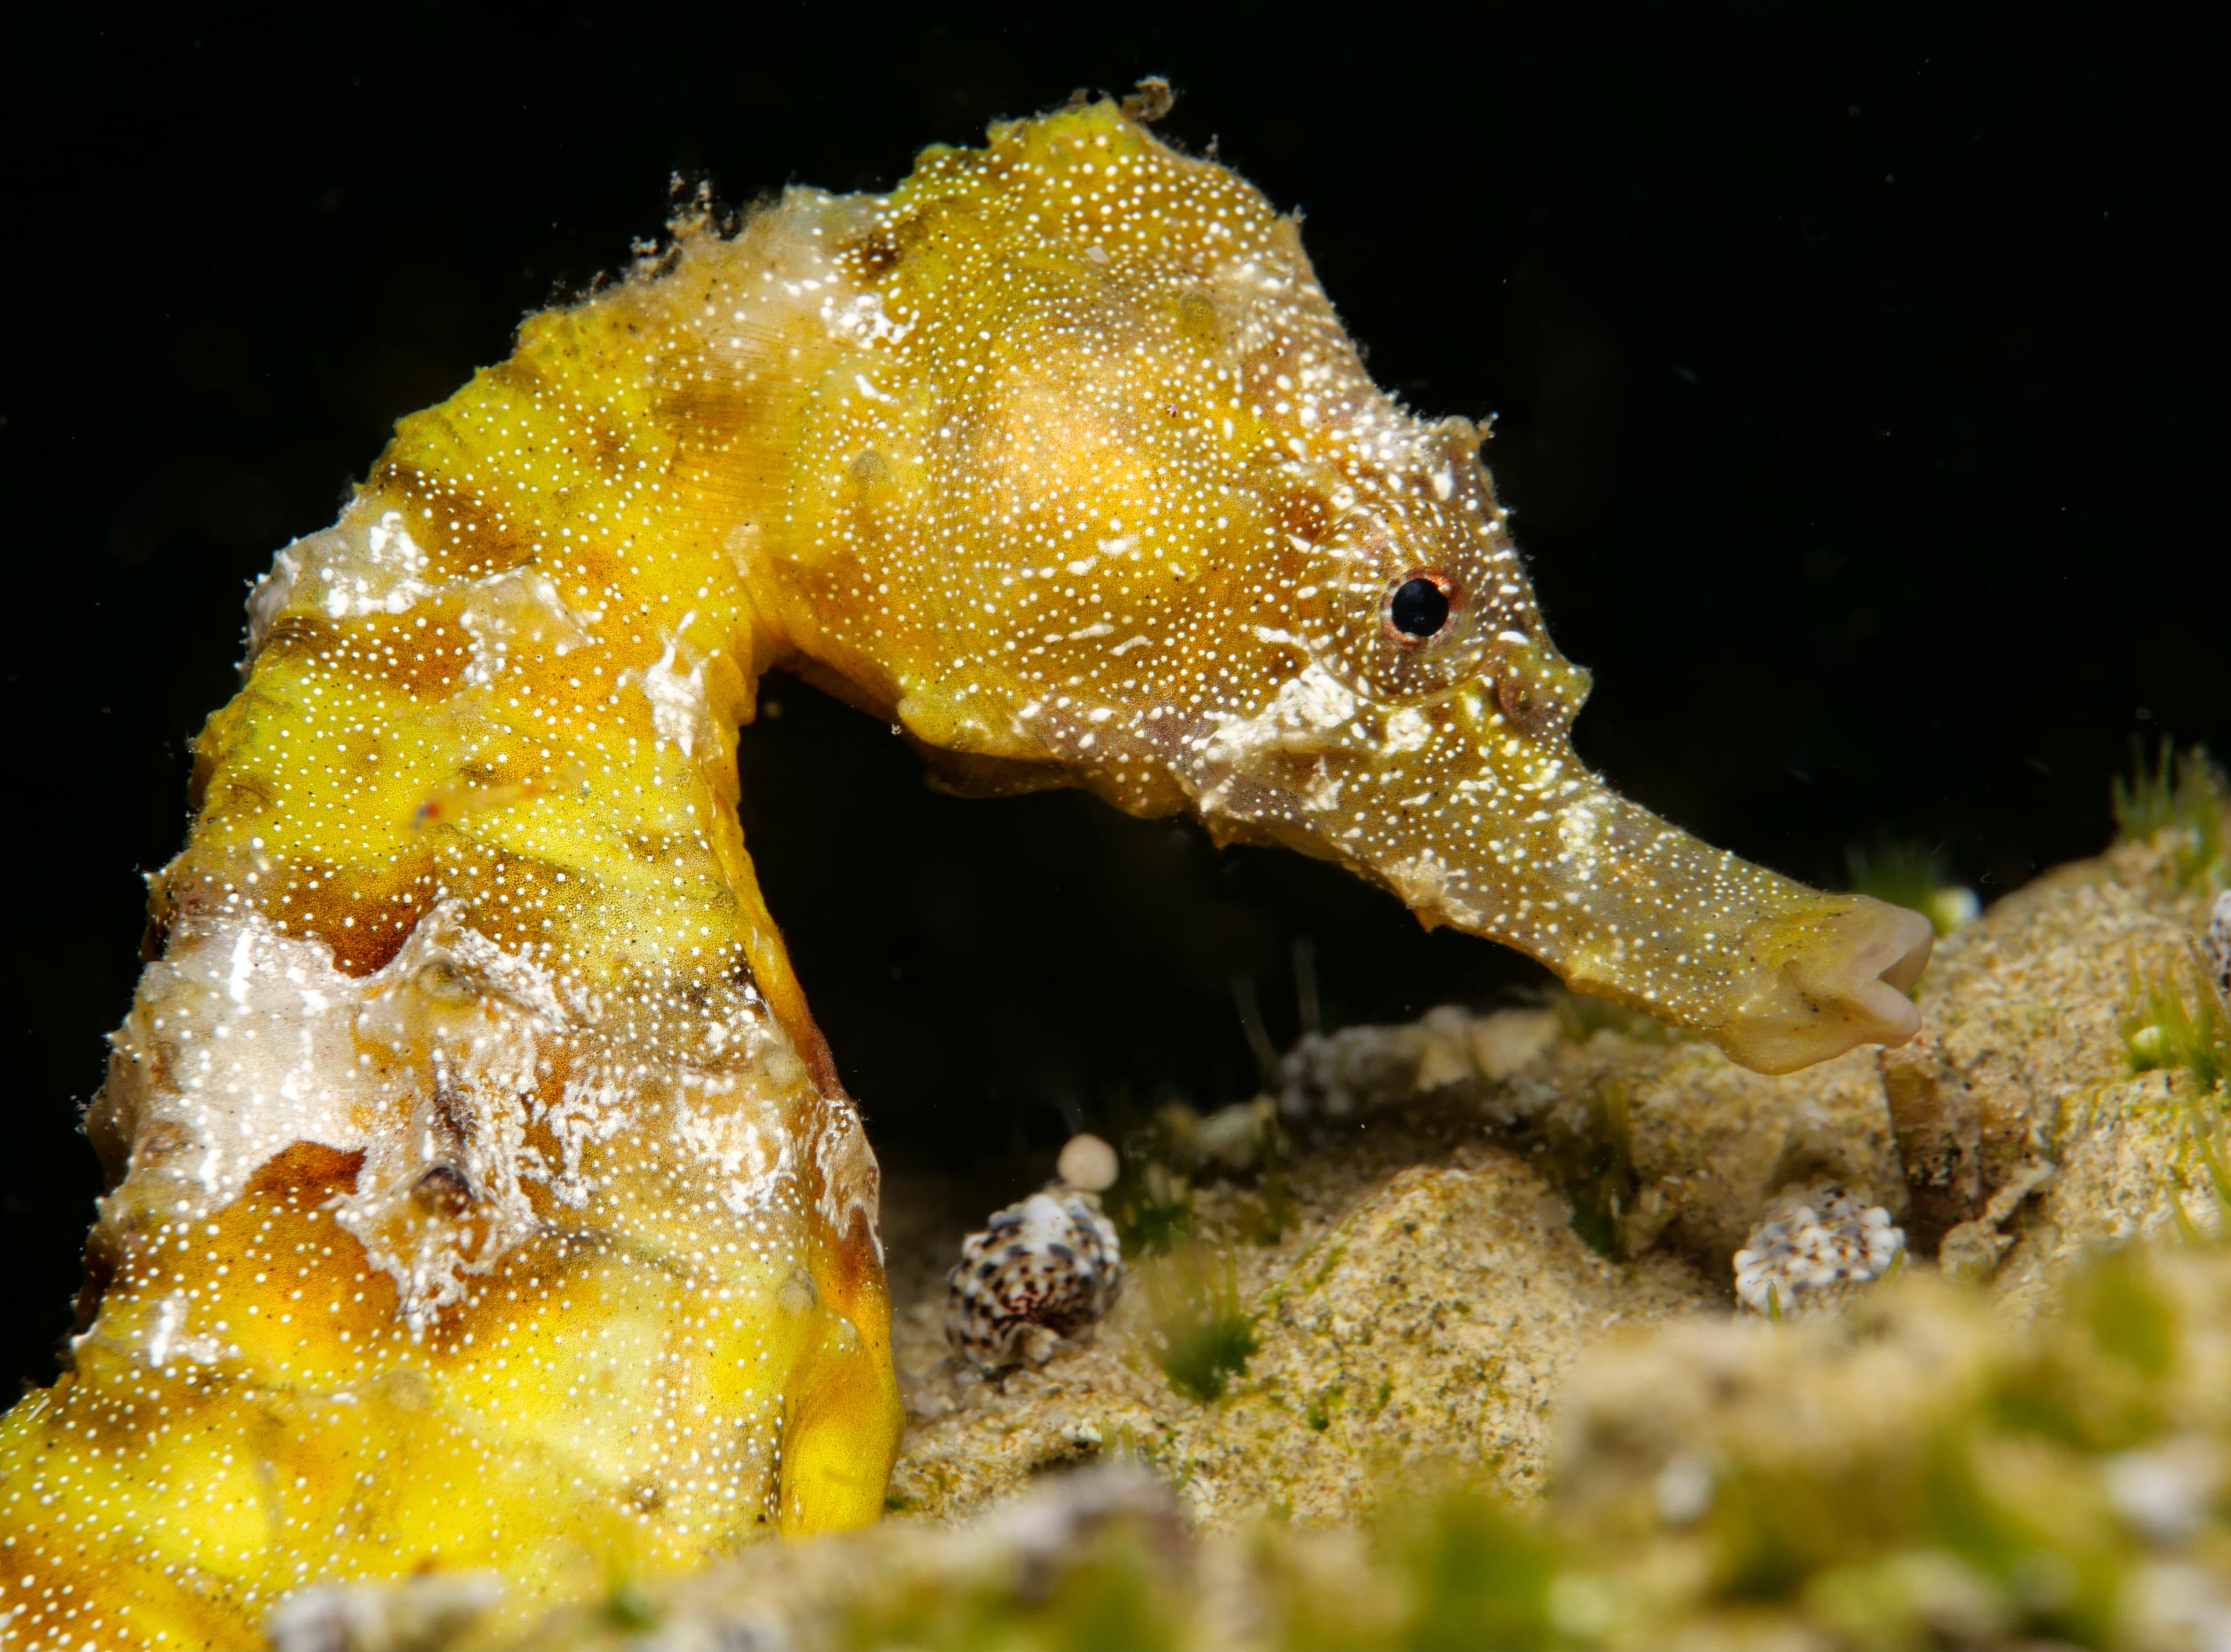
left=1943, top=843, right=2226, bottom=1309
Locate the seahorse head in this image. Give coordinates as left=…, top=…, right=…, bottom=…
left=752, top=95, right=1930, bottom=1073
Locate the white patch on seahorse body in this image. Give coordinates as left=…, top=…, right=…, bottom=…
left=670, top=1073, right=795, bottom=1219
left=1382, top=850, right=1483, bottom=930
left=634, top=614, right=717, bottom=758
left=93, top=917, right=381, bottom=1217
left=812, top=1097, right=884, bottom=1265
left=225, top=929, right=256, bottom=1006
left=139, top=1291, right=228, bottom=1371
left=327, top=512, right=440, bottom=620
left=1200, top=660, right=1358, bottom=768
left=1382, top=706, right=1432, bottom=755
left=457, top=571, right=593, bottom=687
left=534, top=1066, right=632, bottom=1212
left=246, top=515, right=600, bottom=687
left=243, top=545, right=302, bottom=663
left=245, top=508, right=446, bottom=666
left=145, top=1292, right=181, bottom=1367
left=827, top=289, right=913, bottom=348
left=1556, top=794, right=1606, bottom=887
left=87, top=896, right=808, bottom=1334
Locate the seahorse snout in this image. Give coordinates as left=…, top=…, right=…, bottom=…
left=1710, top=895, right=1934, bottom=1074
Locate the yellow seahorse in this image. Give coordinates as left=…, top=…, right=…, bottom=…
left=0, top=92, right=1931, bottom=1648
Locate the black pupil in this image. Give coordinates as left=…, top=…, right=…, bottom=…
left=1390, top=576, right=1450, bottom=638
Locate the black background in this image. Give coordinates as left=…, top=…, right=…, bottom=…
left=3, top=3, right=2223, bottom=1391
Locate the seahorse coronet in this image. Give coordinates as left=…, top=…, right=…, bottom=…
left=0, top=91, right=1929, bottom=1649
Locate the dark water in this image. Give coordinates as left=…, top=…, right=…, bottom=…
left=2, top=4, right=2223, bottom=1389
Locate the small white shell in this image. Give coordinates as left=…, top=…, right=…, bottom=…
left=946, top=1191, right=1124, bottom=1370
left=1056, top=1132, right=1121, bottom=1193
left=1733, top=1181, right=1905, bottom=1319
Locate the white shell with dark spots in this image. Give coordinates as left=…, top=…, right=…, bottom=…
left=945, top=1191, right=1123, bottom=1370
left=1733, top=1182, right=1905, bottom=1318
left=2204, top=889, right=2231, bottom=1001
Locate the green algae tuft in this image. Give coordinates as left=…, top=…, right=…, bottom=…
left=2113, top=739, right=2229, bottom=889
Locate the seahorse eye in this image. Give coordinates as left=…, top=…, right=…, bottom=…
left=1387, top=573, right=1454, bottom=640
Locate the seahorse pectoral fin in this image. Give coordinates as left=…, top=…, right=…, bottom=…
left=911, top=741, right=1074, bottom=799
